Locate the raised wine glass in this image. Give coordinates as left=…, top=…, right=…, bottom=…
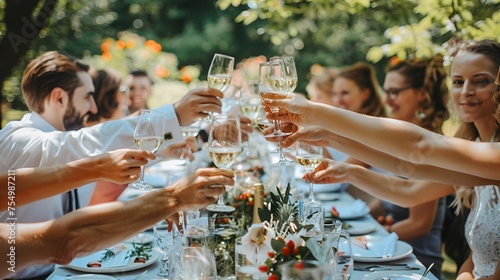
left=128, top=109, right=165, bottom=190
left=296, top=141, right=325, bottom=235
left=206, top=115, right=242, bottom=212
left=270, top=56, right=298, bottom=93
left=206, top=53, right=235, bottom=121
left=259, top=61, right=293, bottom=166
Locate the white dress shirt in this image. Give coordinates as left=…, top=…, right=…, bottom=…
left=0, top=104, right=182, bottom=279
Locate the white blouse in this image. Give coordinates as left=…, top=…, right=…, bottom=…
left=465, top=185, right=500, bottom=278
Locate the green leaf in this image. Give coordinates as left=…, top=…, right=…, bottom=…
left=271, top=238, right=286, bottom=252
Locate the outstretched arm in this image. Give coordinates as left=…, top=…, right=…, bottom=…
left=0, top=167, right=233, bottom=277
left=271, top=126, right=500, bottom=186
left=0, top=149, right=155, bottom=210
left=306, top=159, right=455, bottom=207
left=264, top=94, right=500, bottom=180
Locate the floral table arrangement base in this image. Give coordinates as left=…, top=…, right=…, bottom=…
left=237, top=184, right=338, bottom=280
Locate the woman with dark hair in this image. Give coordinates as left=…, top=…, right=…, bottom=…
left=332, top=62, right=386, bottom=117
left=86, top=68, right=131, bottom=126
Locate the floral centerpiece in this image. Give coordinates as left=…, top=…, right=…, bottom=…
left=238, top=184, right=337, bottom=280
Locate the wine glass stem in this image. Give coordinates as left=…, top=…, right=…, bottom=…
left=277, top=134, right=286, bottom=162
left=273, top=119, right=281, bottom=134
left=308, top=176, right=315, bottom=202
left=139, top=165, right=146, bottom=183
left=216, top=185, right=226, bottom=206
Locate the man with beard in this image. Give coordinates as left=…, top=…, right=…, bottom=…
left=0, top=51, right=224, bottom=279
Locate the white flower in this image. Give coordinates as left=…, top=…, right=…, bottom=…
left=284, top=228, right=307, bottom=248
left=238, top=223, right=275, bottom=265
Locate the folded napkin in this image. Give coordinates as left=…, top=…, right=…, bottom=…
left=351, top=232, right=399, bottom=258
left=335, top=199, right=368, bottom=218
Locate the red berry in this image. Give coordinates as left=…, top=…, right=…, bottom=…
left=287, top=240, right=295, bottom=250
left=293, top=247, right=299, bottom=255
left=258, top=264, right=268, bottom=273
left=268, top=251, right=275, bottom=258
left=282, top=246, right=291, bottom=256
left=294, top=261, right=305, bottom=270
left=268, top=274, right=278, bottom=280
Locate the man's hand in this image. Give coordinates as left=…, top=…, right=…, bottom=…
left=174, top=88, right=223, bottom=125
left=166, top=168, right=235, bottom=211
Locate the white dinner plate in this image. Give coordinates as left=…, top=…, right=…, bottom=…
left=316, top=192, right=341, bottom=201
left=64, top=246, right=160, bottom=273
left=124, top=232, right=153, bottom=244
left=323, top=200, right=370, bottom=220
left=362, top=271, right=429, bottom=280
left=343, top=221, right=376, bottom=235
left=59, top=275, right=117, bottom=280
left=294, top=179, right=345, bottom=193
left=352, top=236, right=413, bottom=263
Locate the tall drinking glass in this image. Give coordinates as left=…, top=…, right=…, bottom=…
left=153, top=221, right=175, bottom=277
left=336, top=231, right=353, bottom=280
left=206, top=115, right=242, bottom=212
left=259, top=61, right=293, bottom=166
left=129, top=109, right=165, bottom=190
left=296, top=141, right=324, bottom=235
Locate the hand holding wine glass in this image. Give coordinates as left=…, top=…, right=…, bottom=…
left=206, top=115, right=242, bottom=212
left=129, top=109, right=165, bottom=190
left=259, top=61, right=294, bottom=166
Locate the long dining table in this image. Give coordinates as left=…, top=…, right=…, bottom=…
left=46, top=181, right=439, bottom=280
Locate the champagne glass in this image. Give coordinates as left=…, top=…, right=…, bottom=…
left=270, top=56, right=298, bottom=93
left=206, top=53, right=235, bottom=121
left=179, top=119, right=202, bottom=165
left=206, top=115, right=242, bottom=212
left=296, top=141, right=324, bottom=235
left=129, top=109, right=165, bottom=190
left=253, top=103, right=273, bottom=132
left=238, top=80, right=261, bottom=159
left=238, top=80, right=261, bottom=120
left=259, top=61, right=293, bottom=166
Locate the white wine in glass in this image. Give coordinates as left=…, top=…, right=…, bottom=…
left=129, top=109, right=165, bottom=190
left=259, top=61, right=293, bottom=166
left=270, top=56, right=298, bottom=93
left=296, top=141, right=324, bottom=236
left=206, top=54, right=234, bottom=121
left=206, top=115, right=242, bottom=212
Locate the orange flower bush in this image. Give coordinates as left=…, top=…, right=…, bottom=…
left=84, top=31, right=200, bottom=84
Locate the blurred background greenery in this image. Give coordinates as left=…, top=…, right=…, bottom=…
left=1, top=0, right=499, bottom=128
